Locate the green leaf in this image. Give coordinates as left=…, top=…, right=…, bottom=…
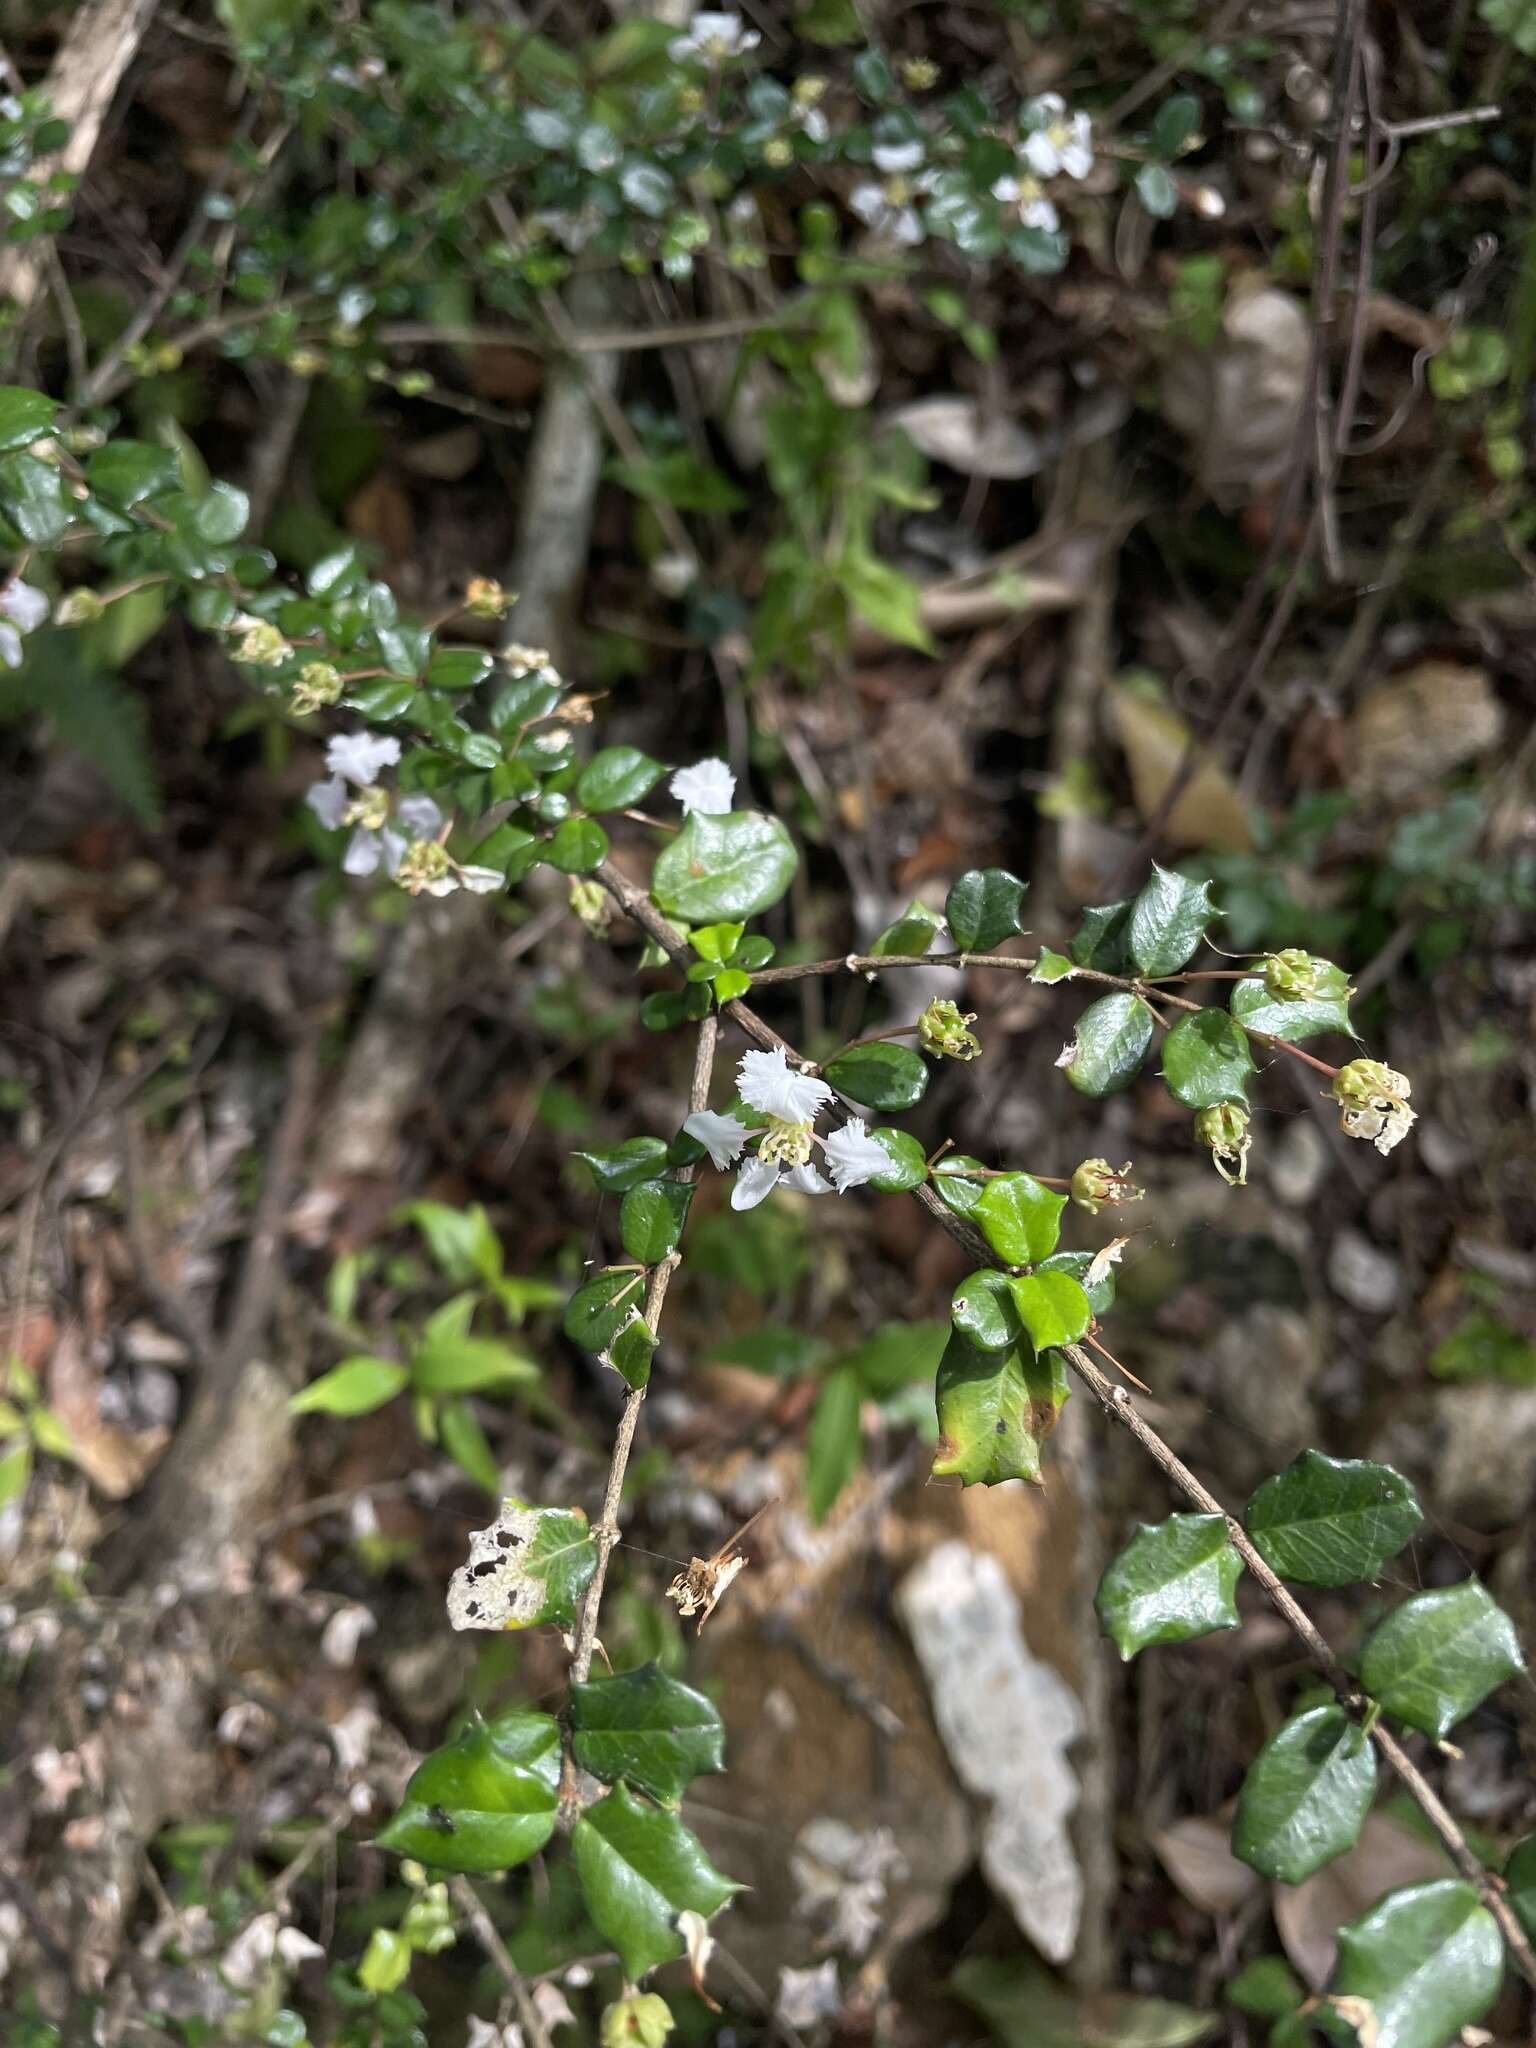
left=1244, top=1451, right=1423, bottom=1588
left=1070, top=898, right=1133, bottom=973
left=619, top=1178, right=693, bottom=1265
left=564, top=1270, right=647, bottom=1352
left=823, top=1040, right=928, bottom=1111
left=945, top=868, right=1029, bottom=951
left=970, top=1171, right=1067, bottom=1265
left=609, top=1313, right=657, bottom=1391
left=425, top=646, right=494, bottom=691
left=1231, top=1705, right=1376, bottom=1884
left=289, top=1356, right=408, bottom=1417
left=577, top=746, right=667, bottom=814
left=0, top=1438, right=31, bottom=1507
left=868, top=1127, right=928, bottom=1191
left=1008, top=1272, right=1092, bottom=1351
left=1136, top=163, right=1179, bottom=217
left=572, top=1783, right=739, bottom=1982
left=570, top=1662, right=725, bottom=1806
left=1482, top=0, right=1536, bottom=54
left=689, top=922, right=743, bottom=963
left=1095, top=1513, right=1243, bottom=1660
left=193, top=481, right=250, bottom=543
left=1162, top=1009, right=1255, bottom=1108
left=838, top=545, right=934, bottom=652
left=952, top=1953, right=1217, bottom=2048
left=1038, top=1247, right=1117, bottom=1317
left=933, top=1332, right=1067, bottom=1486
left=652, top=810, right=798, bottom=923
left=546, top=816, right=610, bottom=873
left=931, top=1155, right=987, bottom=1221
left=447, top=1498, right=598, bottom=1631
left=951, top=1269, right=1022, bottom=1353
left=1358, top=1580, right=1524, bottom=1740
left=0, top=452, right=68, bottom=543
left=0, top=386, right=59, bottom=452
left=376, top=1711, right=561, bottom=1872
left=411, top=1334, right=539, bottom=1396
left=1320, top=1880, right=1503, bottom=2048
left=1128, top=865, right=1216, bottom=975
left=1429, top=1309, right=1536, bottom=1386
left=573, top=1136, right=671, bottom=1194
left=1030, top=947, right=1077, bottom=984
left=1227, top=1956, right=1304, bottom=2020
left=1231, top=974, right=1355, bottom=1043
left=840, top=1319, right=947, bottom=1395
left=400, top=1199, right=503, bottom=1285
left=1062, top=992, right=1155, bottom=1097
left=806, top=1365, right=862, bottom=1521
left=1506, top=1834, right=1536, bottom=1942
left=1150, top=92, right=1203, bottom=159
left=439, top=1397, right=502, bottom=1495
left=870, top=900, right=943, bottom=958
left=87, top=440, right=181, bottom=508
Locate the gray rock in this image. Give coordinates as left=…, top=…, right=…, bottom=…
left=1327, top=1229, right=1403, bottom=1314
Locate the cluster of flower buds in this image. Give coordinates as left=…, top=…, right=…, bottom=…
left=1332, top=1058, right=1415, bottom=1155
left=1070, top=1158, right=1144, bottom=1215
left=1262, top=948, right=1353, bottom=1005
left=918, top=998, right=981, bottom=1062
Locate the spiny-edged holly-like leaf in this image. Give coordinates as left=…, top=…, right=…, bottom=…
left=952, top=1269, right=1022, bottom=1352
left=1319, top=1880, right=1503, bottom=2048
left=933, top=1332, right=1068, bottom=1486
left=651, top=810, right=798, bottom=922
left=823, top=1040, right=928, bottom=1110
left=1070, top=898, right=1134, bottom=974
left=0, top=385, right=59, bottom=452
left=1162, top=1008, right=1255, bottom=1108
left=619, top=1177, right=694, bottom=1265
left=945, top=867, right=1029, bottom=951
left=806, top=1364, right=862, bottom=1522
left=1506, top=1834, right=1536, bottom=1942
left=1231, top=1704, right=1376, bottom=1884
left=376, top=1711, right=561, bottom=1873
left=869, top=1127, right=928, bottom=1191
left=870, top=899, right=943, bottom=957
left=1062, top=992, right=1155, bottom=1097
left=576, top=745, right=667, bottom=814
left=1096, top=1513, right=1244, bottom=1660
left=1008, top=1271, right=1092, bottom=1351
left=573, top=1136, right=671, bottom=1194
left=952, top=1952, right=1217, bottom=2048
left=1358, top=1580, right=1525, bottom=1740
left=447, top=1499, right=598, bottom=1632
left=1128, top=865, right=1216, bottom=976
left=1231, top=973, right=1356, bottom=1044
left=572, top=1781, right=740, bottom=1982
left=609, top=1313, right=657, bottom=1391
left=970, top=1170, right=1066, bottom=1265
left=564, top=1269, right=647, bottom=1352
left=570, top=1662, right=725, bottom=1806
left=1244, top=1451, right=1423, bottom=1588
left=1038, top=1247, right=1117, bottom=1317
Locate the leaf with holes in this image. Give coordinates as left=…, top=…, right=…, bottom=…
left=652, top=810, right=798, bottom=922
left=933, top=1331, right=1069, bottom=1487
left=1128, top=865, right=1216, bottom=975
left=945, top=867, right=1029, bottom=951
left=1008, top=1271, right=1092, bottom=1352
left=573, top=1782, right=740, bottom=1981
left=1231, top=971, right=1356, bottom=1044
left=376, top=1710, right=561, bottom=1873
left=1232, top=1704, right=1376, bottom=1883
left=447, top=1499, right=598, bottom=1632
left=969, top=1170, right=1067, bottom=1265
left=1096, top=1513, right=1243, bottom=1660
left=1320, top=1880, right=1503, bottom=2048
left=823, top=1040, right=928, bottom=1110
left=1062, top=992, right=1155, bottom=1097
left=1162, top=1009, right=1255, bottom=1108
left=1244, top=1451, right=1423, bottom=1588
left=1358, top=1580, right=1524, bottom=1739
left=571, top=1662, right=725, bottom=1806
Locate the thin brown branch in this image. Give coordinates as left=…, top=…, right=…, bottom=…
left=449, top=1878, right=555, bottom=2048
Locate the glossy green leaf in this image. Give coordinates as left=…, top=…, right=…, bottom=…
left=933, top=1332, right=1068, bottom=1487
left=573, top=1136, right=671, bottom=1194
left=571, top=1662, right=725, bottom=1805
left=289, top=1356, right=408, bottom=1417
left=689, top=922, right=743, bottom=963
left=945, top=867, right=1029, bottom=951
left=1150, top=92, right=1203, bottom=159
left=1231, top=1704, right=1376, bottom=1883
left=1062, top=992, right=1155, bottom=1097
left=0, top=452, right=68, bottom=544
left=868, top=1127, right=928, bottom=1191
left=953, top=1953, right=1216, bottom=2048
left=193, top=481, right=250, bottom=543
left=1096, top=1513, right=1243, bottom=1660
left=1162, top=1009, right=1256, bottom=1108
left=564, top=1269, right=646, bottom=1352
left=1070, top=898, right=1134, bottom=973
left=1358, top=1580, right=1524, bottom=1739
left=1231, top=972, right=1355, bottom=1043
left=652, top=810, right=797, bottom=922
left=823, top=1040, right=928, bottom=1110
left=546, top=815, right=610, bottom=873
left=411, top=1333, right=539, bottom=1396
left=447, top=1499, right=597, bottom=1632
left=572, top=1783, right=739, bottom=1982
left=1128, top=865, right=1216, bottom=976
left=951, top=1269, right=1022, bottom=1352
left=0, top=385, right=59, bottom=452
left=806, top=1365, right=862, bottom=1521
left=1038, top=1247, right=1117, bottom=1317
left=609, top=1313, right=657, bottom=1390
left=425, top=646, right=494, bottom=691
left=1227, top=1956, right=1304, bottom=2020
left=1136, top=163, right=1178, bottom=217
left=619, top=1177, right=693, bottom=1265
left=376, top=1710, right=561, bottom=1872
left=870, top=899, right=943, bottom=958
left=87, top=440, right=181, bottom=508
left=1244, top=1451, right=1423, bottom=1588
left=1031, top=947, right=1077, bottom=984
left=1506, top=1834, right=1536, bottom=1941
left=577, top=745, right=667, bottom=813
left=971, top=1171, right=1067, bottom=1265
left=931, top=1155, right=987, bottom=1220
left=1008, top=1271, right=1092, bottom=1351
left=1320, top=1880, right=1503, bottom=2048
left=439, top=1396, right=502, bottom=1495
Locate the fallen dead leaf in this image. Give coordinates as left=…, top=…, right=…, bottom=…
left=1152, top=1811, right=1261, bottom=1916
left=1273, top=1812, right=1447, bottom=1990
left=1350, top=661, right=1504, bottom=802
left=1161, top=285, right=1310, bottom=502
left=1111, top=682, right=1255, bottom=851
left=46, top=1320, right=169, bottom=1498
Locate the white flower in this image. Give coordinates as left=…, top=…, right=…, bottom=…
left=670, top=756, right=736, bottom=817
left=503, top=642, right=562, bottom=685
left=777, top=1960, right=842, bottom=2030
left=325, top=731, right=401, bottom=786
left=0, top=622, right=21, bottom=670
left=798, top=106, right=830, bottom=145
left=1022, top=96, right=1093, bottom=180
left=872, top=139, right=924, bottom=175
left=684, top=1109, right=750, bottom=1169
left=849, top=180, right=923, bottom=247
left=0, top=578, right=49, bottom=634
left=669, top=10, right=760, bottom=62
left=731, top=1155, right=831, bottom=1210
left=275, top=1926, right=325, bottom=1967
left=395, top=793, right=444, bottom=837
left=821, top=1118, right=892, bottom=1193
left=455, top=864, right=504, bottom=895
left=306, top=776, right=350, bottom=830
left=991, top=174, right=1059, bottom=233
left=344, top=826, right=406, bottom=878
left=737, top=1046, right=833, bottom=1122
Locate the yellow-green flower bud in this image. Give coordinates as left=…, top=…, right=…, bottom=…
left=1195, top=1103, right=1250, bottom=1186
left=569, top=877, right=611, bottom=933
left=234, top=619, right=288, bottom=668
left=601, top=1993, right=675, bottom=2048
left=395, top=838, right=452, bottom=893
left=286, top=349, right=327, bottom=378
left=1070, top=1158, right=1144, bottom=1216
left=291, top=661, right=343, bottom=712
left=53, top=588, right=105, bottom=626
left=396, top=370, right=434, bottom=396
left=918, top=998, right=981, bottom=1062
left=1262, top=949, right=1352, bottom=1004
left=763, top=136, right=793, bottom=168
left=901, top=56, right=940, bottom=89
left=464, top=575, right=513, bottom=620
left=1332, top=1058, right=1415, bottom=1155
left=793, top=75, right=828, bottom=104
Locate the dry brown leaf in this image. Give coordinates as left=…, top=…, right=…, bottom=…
left=1161, top=285, right=1310, bottom=502
left=1152, top=1811, right=1261, bottom=1916
left=1110, top=684, right=1255, bottom=851
left=888, top=396, right=1045, bottom=480
left=345, top=472, right=415, bottom=562
left=1273, top=1812, right=1447, bottom=1990
left=45, top=1320, right=169, bottom=1499
left=1350, top=662, right=1504, bottom=801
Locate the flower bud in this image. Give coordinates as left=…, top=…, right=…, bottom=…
left=601, top=1992, right=674, bottom=2048
left=1195, top=1102, right=1250, bottom=1186
left=1332, top=1058, right=1415, bottom=1156
left=464, top=576, right=513, bottom=620
left=291, top=661, right=343, bottom=712
left=569, top=877, right=611, bottom=933
left=286, top=349, right=327, bottom=378
left=1070, top=1158, right=1144, bottom=1215
left=763, top=136, right=792, bottom=168
left=1262, top=949, right=1352, bottom=1005
left=395, top=839, right=453, bottom=894
left=53, top=588, right=105, bottom=627
left=234, top=619, right=288, bottom=668
left=901, top=56, right=940, bottom=89
left=793, top=75, right=828, bottom=104
left=918, top=998, right=981, bottom=1062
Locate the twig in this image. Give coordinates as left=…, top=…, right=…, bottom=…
left=449, top=1877, right=555, bottom=2048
